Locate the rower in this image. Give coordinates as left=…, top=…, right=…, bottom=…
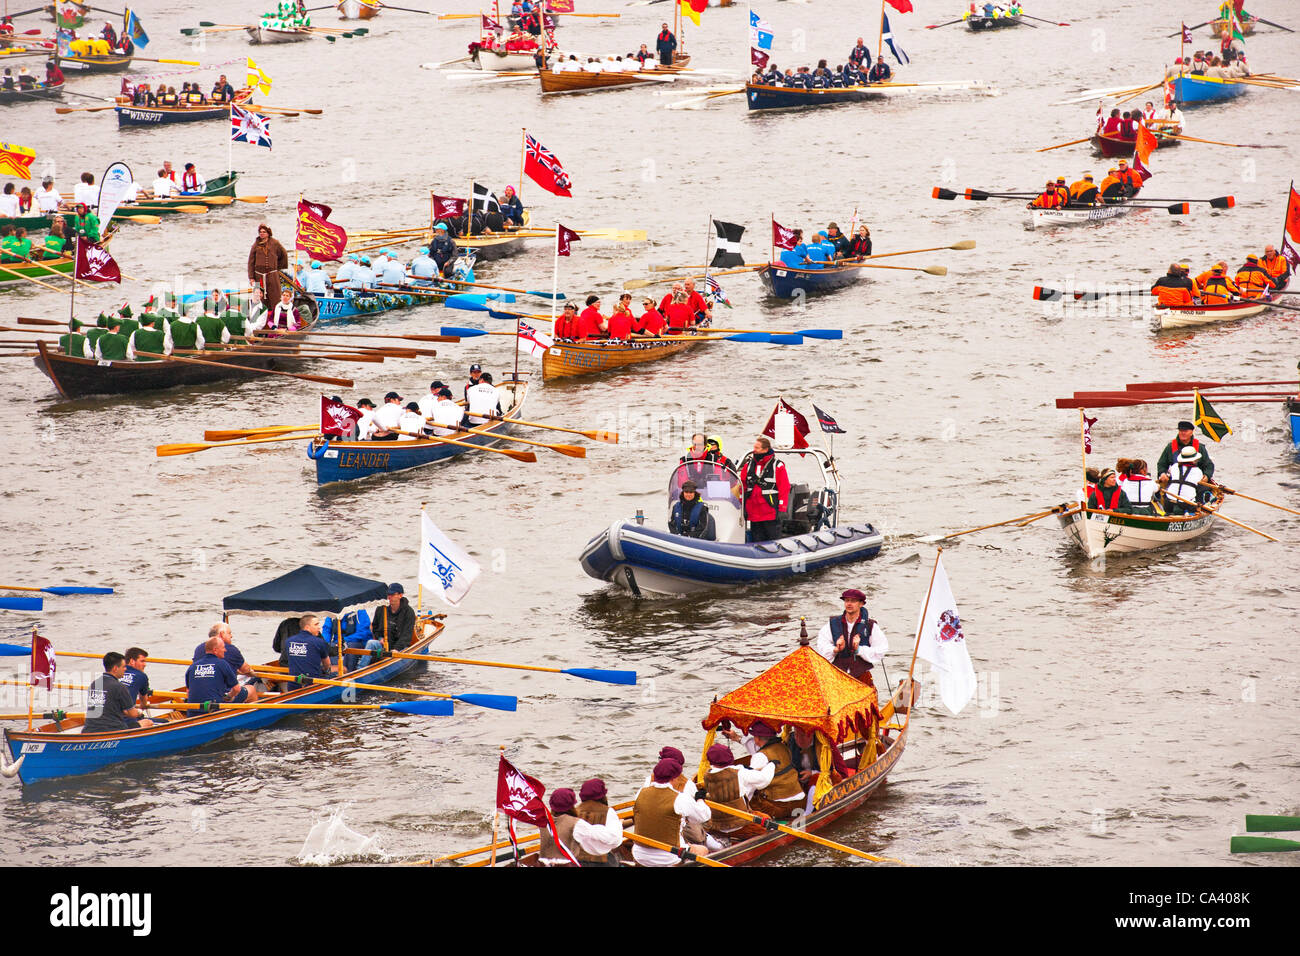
left=212, top=74, right=235, bottom=103
left=417, top=379, right=449, bottom=419
left=1102, top=108, right=1122, bottom=135
left=867, top=59, right=891, bottom=83
left=815, top=587, right=888, bottom=683
left=74, top=172, right=98, bottom=209
left=1029, top=180, right=1061, bottom=209
left=1115, top=160, right=1142, bottom=197
left=1178, top=262, right=1200, bottom=300
left=1156, top=419, right=1214, bottom=479
left=398, top=402, right=427, bottom=439
left=538, top=788, right=581, bottom=866
left=152, top=168, right=180, bottom=199
left=356, top=398, right=379, bottom=440
left=1260, top=245, right=1291, bottom=290
left=1117, top=458, right=1158, bottom=514
left=1088, top=468, right=1132, bottom=513
left=553, top=302, right=579, bottom=339
left=631, top=758, right=710, bottom=866
left=1164, top=446, right=1210, bottom=513
left=1151, top=262, right=1196, bottom=306
left=1069, top=174, right=1099, bottom=206
left=428, top=223, right=458, bottom=276
left=84, top=652, right=155, bottom=732
left=662, top=290, right=695, bottom=331
left=576, top=295, right=608, bottom=339
left=120, top=648, right=154, bottom=712
left=466, top=371, right=502, bottom=425
left=93, top=318, right=129, bottom=361
left=408, top=247, right=437, bottom=284
left=372, top=391, right=405, bottom=440
left=463, top=362, right=483, bottom=401
left=1053, top=177, right=1071, bottom=207
left=180, top=163, right=206, bottom=195
left=702, top=743, right=774, bottom=838
left=669, top=481, right=711, bottom=539
left=741, top=720, right=805, bottom=820
left=379, top=253, right=407, bottom=289
left=185, top=636, right=250, bottom=707
left=430, top=386, right=461, bottom=436
left=35, top=176, right=60, bottom=215
left=194, top=623, right=260, bottom=700
left=303, top=260, right=331, bottom=296
left=284, top=614, right=337, bottom=679
left=266, top=288, right=299, bottom=330
left=1097, top=167, right=1122, bottom=203
left=682, top=278, right=711, bottom=323
left=571, top=779, right=625, bottom=866
left=367, top=582, right=416, bottom=660
left=606, top=293, right=636, bottom=339
left=126, top=314, right=168, bottom=360
left=1234, top=254, right=1273, bottom=299
left=738, top=437, right=790, bottom=542
left=1198, top=264, right=1239, bottom=305
left=638, top=298, right=667, bottom=336
left=334, top=254, right=361, bottom=290
left=352, top=255, right=377, bottom=289
left=1195, top=260, right=1228, bottom=292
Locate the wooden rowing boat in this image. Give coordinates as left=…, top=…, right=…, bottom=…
left=1171, top=74, right=1248, bottom=105
left=0, top=251, right=78, bottom=287
left=541, top=321, right=713, bottom=381
left=539, top=55, right=691, bottom=95
left=965, top=12, right=1023, bottom=31
left=338, top=0, right=381, bottom=19
left=1058, top=487, right=1225, bottom=558
left=310, top=380, right=528, bottom=483
left=1090, top=129, right=1181, bottom=159
left=1212, top=17, right=1255, bottom=37
left=2, top=614, right=445, bottom=785
left=2, top=173, right=242, bottom=233
left=115, top=99, right=231, bottom=127
left=758, top=261, right=866, bottom=298
left=0, top=81, right=63, bottom=105
left=246, top=24, right=314, bottom=44
left=60, top=52, right=133, bottom=73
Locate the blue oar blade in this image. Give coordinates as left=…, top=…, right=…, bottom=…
left=796, top=329, right=842, bottom=340
left=381, top=699, right=454, bottom=716
left=487, top=308, right=524, bottom=321
left=440, top=326, right=488, bottom=338
left=443, top=295, right=491, bottom=312
left=41, top=586, right=114, bottom=595
left=0, top=643, right=32, bottom=656
left=0, top=597, right=42, bottom=611
left=725, top=332, right=770, bottom=343
left=769, top=334, right=805, bottom=345
left=562, top=667, right=637, bottom=686
left=526, top=290, right=565, bottom=300
left=453, top=693, right=517, bottom=712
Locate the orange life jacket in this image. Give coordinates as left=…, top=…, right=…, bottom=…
left=1260, top=252, right=1289, bottom=285
left=1235, top=264, right=1271, bottom=299
left=1030, top=190, right=1060, bottom=209
left=1200, top=274, right=1239, bottom=304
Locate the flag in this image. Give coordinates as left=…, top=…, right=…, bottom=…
left=1181, top=23, right=1193, bottom=44
left=1164, top=78, right=1175, bottom=109
left=75, top=239, right=121, bottom=284
left=882, top=12, right=909, bottom=65
left=546, top=0, right=574, bottom=12
left=1082, top=412, right=1097, bottom=453
left=679, top=0, right=707, bottom=27
left=472, top=182, right=500, bottom=215
left=915, top=557, right=975, bottom=715
left=1134, top=123, right=1158, bottom=166
left=0, top=142, right=35, bottom=180
left=517, top=321, right=554, bottom=358
left=418, top=512, right=482, bottom=607
left=705, top=275, right=730, bottom=308
left=96, top=162, right=134, bottom=228
left=751, top=47, right=770, bottom=70
left=321, top=395, right=362, bottom=438
left=30, top=634, right=55, bottom=692
left=1227, top=10, right=1246, bottom=47
left=231, top=105, right=272, bottom=150
left=749, top=10, right=773, bottom=49
left=496, top=754, right=578, bottom=865
left=710, top=220, right=745, bottom=267
left=54, top=5, right=83, bottom=29
left=885, top=0, right=914, bottom=11
left=1194, top=391, right=1232, bottom=442
left=812, top=404, right=845, bottom=434
left=482, top=13, right=502, bottom=31
left=296, top=199, right=348, bottom=261
left=1281, top=182, right=1300, bottom=272
left=761, top=398, right=810, bottom=449
left=246, top=58, right=272, bottom=96
left=125, top=8, right=149, bottom=49
left=523, top=133, right=572, bottom=198
left=771, top=219, right=797, bottom=251
left=556, top=223, right=580, bottom=257
left=1131, top=152, right=1153, bottom=183
left=432, top=195, right=468, bottom=219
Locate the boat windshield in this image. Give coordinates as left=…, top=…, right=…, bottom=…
left=667, top=460, right=742, bottom=511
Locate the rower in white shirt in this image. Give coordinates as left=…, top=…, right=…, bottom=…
left=397, top=402, right=427, bottom=440
left=303, top=260, right=330, bottom=296
left=152, top=169, right=180, bottom=199
left=370, top=249, right=391, bottom=275
left=354, top=399, right=379, bottom=440
left=371, top=392, right=405, bottom=440
left=73, top=173, right=98, bottom=208
left=416, top=379, right=449, bottom=419
left=537, top=778, right=625, bottom=867
left=701, top=743, right=774, bottom=838
left=465, top=372, right=502, bottom=425
left=0, top=186, right=18, bottom=217
left=35, top=177, right=61, bottom=213
left=333, top=254, right=359, bottom=288
left=631, top=758, right=711, bottom=867
left=430, top=388, right=462, bottom=436
left=408, top=247, right=437, bottom=283
left=351, top=256, right=376, bottom=289
left=379, top=256, right=406, bottom=288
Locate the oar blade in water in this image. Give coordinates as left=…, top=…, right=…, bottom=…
left=40, top=586, right=114, bottom=595
left=769, top=334, right=804, bottom=345
left=1246, top=814, right=1300, bottom=832
left=562, top=667, right=638, bottom=685
left=0, top=597, right=42, bottom=611
left=726, top=332, right=770, bottom=343
left=1230, top=835, right=1300, bottom=853
left=439, top=326, right=488, bottom=338
left=796, top=329, right=842, bottom=339
left=381, top=699, right=455, bottom=716
left=453, top=693, right=517, bottom=712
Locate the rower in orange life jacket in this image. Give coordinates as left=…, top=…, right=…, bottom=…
left=1179, top=263, right=1200, bottom=300
left=1114, top=160, right=1143, bottom=196
left=1099, top=168, right=1124, bottom=202
left=1029, top=180, right=1061, bottom=209
left=1068, top=174, right=1099, bottom=205
left=1195, top=260, right=1228, bottom=291
left=1053, top=177, right=1070, bottom=207
left=1260, top=244, right=1291, bottom=290
left=1234, top=254, right=1273, bottom=299
left=1150, top=262, right=1195, bottom=307
left=1088, top=468, right=1133, bottom=513
left=1199, top=265, right=1240, bottom=304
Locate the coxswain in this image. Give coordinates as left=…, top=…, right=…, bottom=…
left=702, top=743, right=774, bottom=838
left=847, top=225, right=872, bottom=258
left=1115, top=160, right=1142, bottom=197
left=101, top=19, right=118, bottom=49
left=1150, top=262, right=1196, bottom=306
left=499, top=185, right=524, bottom=228
left=1069, top=174, right=1099, bottom=206
left=669, top=481, right=710, bottom=538
left=1099, top=167, right=1126, bottom=202
left=1117, top=458, right=1158, bottom=513
left=576, top=294, right=608, bottom=339
left=1164, top=445, right=1210, bottom=513
left=815, top=587, right=888, bottom=683
left=1029, top=180, right=1061, bottom=209
left=1087, top=467, right=1132, bottom=513
left=284, top=614, right=337, bottom=679
left=824, top=222, right=851, bottom=259
left=248, top=223, right=289, bottom=303
left=655, top=22, right=676, bottom=66
left=180, top=163, right=206, bottom=195
left=266, top=287, right=299, bottom=330
left=867, top=59, right=891, bottom=83
left=194, top=623, right=260, bottom=698
left=1260, top=245, right=1291, bottom=290
left=1198, top=264, right=1239, bottom=305
left=638, top=297, right=667, bottom=336
left=570, top=779, right=625, bottom=866
left=463, top=362, right=484, bottom=402
left=848, top=36, right=871, bottom=69
left=1156, top=420, right=1214, bottom=479
left=553, top=301, right=579, bottom=339
left=682, top=277, right=711, bottom=323
left=630, top=757, right=710, bottom=867
left=1234, top=254, right=1273, bottom=299
left=185, top=636, right=249, bottom=707
left=45, top=60, right=65, bottom=88
left=428, top=222, right=458, bottom=275
left=466, top=371, right=502, bottom=425
left=84, top=652, right=155, bottom=732
left=738, top=436, right=790, bottom=542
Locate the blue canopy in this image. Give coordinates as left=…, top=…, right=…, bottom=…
left=222, top=565, right=388, bottom=618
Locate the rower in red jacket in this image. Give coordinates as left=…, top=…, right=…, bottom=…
left=638, top=299, right=667, bottom=336
left=575, top=295, right=608, bottom=339
left=553, top=302, right=579, bottom=339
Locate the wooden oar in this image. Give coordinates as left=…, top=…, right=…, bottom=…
left=274, top=329, right=460, bottom=343
left=1246, top=814, right=1300, bottom=831
left=391, top=429, right=537, bottom=462
left=119, top=214, right=163, bottom=223
left=421, top=806, right=639, bottom=865
left=250, top=667, right=516, bottom=711
left=1204, top=482, right=1300, bottom=517
left=135, top=350, right=352, bottom=388
left=509, top=418, right=618, bottom=444
left=0, top=678, right=92, bottom=691
left=919, top=506, right=1062, bottom=543
left=1254, top=18, right=1295, bottom=33
left=1037, top=136, right=1091, bottom=152
left=1230, top=836, right=1300, bottom=853
left=0, top=264, right=67, bottom=293
left=1165, top=493, right=1277, bottom=542
left=159, top=699, right=455, bottom=715
left=234, top=196, right=269, bottom=203
left=852, top=262, right=947, bottom=275
left=435, top=277, right=564, bottom=300
left=452, top=423, right=585, bottom=458
left=156, top=432, right=320, bottom=457
left=702, top=800, right=905, bottom=864
left=1021, top=14, right=1071, bottom=26
left=204, top=425, right=316, bottom=441
left=1164, top=133, right=1283, bottom=150
left=1127, top=380, right=1299, bottom=391
left=388, top=650, right=635, bottom=685
left=622, top=830, right=728, bottom=867
left=55, top=104, right=117, bottom=113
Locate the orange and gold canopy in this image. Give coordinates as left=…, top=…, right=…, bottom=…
left=702, top=645, right=879, bottom=742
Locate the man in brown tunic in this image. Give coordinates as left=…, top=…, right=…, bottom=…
left=247, top=223, right=288, bottom=304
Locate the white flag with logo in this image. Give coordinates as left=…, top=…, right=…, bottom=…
left=915, top=557, right=975, bottom=714
left=96, top=161, right=134, bottom=229
left=418, top=512, right=481, bottom=606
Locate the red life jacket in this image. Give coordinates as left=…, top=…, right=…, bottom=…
left=182, top=170, right=199, bottom=191
left=1090, top=484, right=1122, bottom=510
left=1170, top=437, right=1200, bottom=457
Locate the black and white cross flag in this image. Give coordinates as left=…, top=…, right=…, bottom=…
left=710, top=219, right=745, bottom=267
left=472, top=182, right=500, bottom=214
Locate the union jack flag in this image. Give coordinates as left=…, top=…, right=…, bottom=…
left=523, top=133, right=572, bottom=197
left=231, top=105, right=272, bottom=150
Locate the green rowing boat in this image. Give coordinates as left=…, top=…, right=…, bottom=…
left=0, top=173, right=241, bottom=232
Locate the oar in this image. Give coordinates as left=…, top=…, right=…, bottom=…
left=0, top=642, right=37, bottom=655
left=0, top=264, right=67, bottom=294
left=391, top=429, right=537, bottom=463
left=1246, top=814, right=1300, bottom=831
left=235, top=196, right=269, bottom=203
left=918, top=506, right=1061, bottom=543
left=251, top=668, right=517, bottom=712
left=388, top=650, right=635, bottom=685
left=161, top=699, right=456, bottom=715
left=701, top=799, right=905, bottom=864
left=156, top=432, right=320, bottom=457
left=273, top=329, right=460, bottom=343
left=204, top=425, right=317, bottom=441
left=1021, top=14, right=1070, bottom=26
left=1255, top=17, right=1295, bottom=33
left=0, top=585, right=112, bottom=595
left=1128, top=380, right=1299, bottom=391
left=1033, top=285, right=1151, bottom=301
left=509, top=418, right=618, bottom=444
left=1165, top=133, right=1283, bottom=150
left=702, top=327, right=842, bottom=339
left=1230, top=836, right=1300, bottom=853
left=135, top=351, right=353, bottom=388
left=853, top=262, right=948, bottom=275
left=622, top=830, right=729, bottom=867
left=1167, top=20, right=1210, bottom=36
left=451, top=423, right=586, bottom=458
left=436, top=277, right=565, bottom=300
left=55, top=104, right=117, bottom=113
left=1036, top=136, right=1091, bottom=152
left=1204, top=482, right=1300, bottom=517
left=1165, top=494, right=1277, bottom=542
left=118, top=214, right=162, bottom=223
left=925, top=18, right=963, bottom=29
left=0, top=598, right=42, bottom=611
left=1104, top=195, right=1234, bottom=208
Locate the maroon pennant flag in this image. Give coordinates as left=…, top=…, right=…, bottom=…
left=30, top=632, right=55, bottom=692
left=74, top=238, right=121, bottom=284
left=751, top=47, right=769, bottom=70
left=556, top=223, right=581, bottom=257
left=433, top=194, right=468, bottom=220
left=482, top=12, right=501, bottom=31
left=1082, top=412, right=1097, bottom=453
left=321, top=395, right=362, bottom=438
left=761, top=398, right=811, bottom=449
left=496, top=754, right=578, bottom=865
left=771, top=218, right=797, bottom=251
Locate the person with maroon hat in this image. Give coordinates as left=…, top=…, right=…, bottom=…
left=639, top=746, right=714, bottom=850
left=702, top=743, right=774, bottom=836
left=815, top=588, right=888, bottom=683
left=571, top=778, right=625, bottom=866
left=740, top=720, right=805, bottom=820
left=631, top=758, right=711, bottom=867
left=538, top=788, right=581, bottom=866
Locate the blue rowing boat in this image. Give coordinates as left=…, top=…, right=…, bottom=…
left=1287, top=397, right=1300, bottom=448
left=745, top=82, right=882, bottom=112
left=1170, top=75, right=1248, bottom=105
left=310, top=380, right=527, bottom=484
left=759, top=261, right=867, bottom=299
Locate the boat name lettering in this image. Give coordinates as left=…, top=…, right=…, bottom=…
left=58, top=740, right=120, bottom=752
left=340, top=451, right=391, bottom=469
left=122, top=109, right=162, bottom=123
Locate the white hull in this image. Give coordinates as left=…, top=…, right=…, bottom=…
left=1026, top=203, right=1139, bottom=230
left=1059, top=507, right=1217, bottom=558
left=470, top=47, right=542, bottom=70
left=1152, top=300, right=1269, bottom=330
left=246, top=26, right=312, bottom=44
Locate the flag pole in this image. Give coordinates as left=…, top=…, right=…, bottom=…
left=68, top=235, right=78, bottom=331
left=518, top=127, right=526, bottom=207
left=491, top=744, right=504, bottom=868
left=27, top=628, right=35, bottom=731
left=228, top=103, right=233, bottom=178
left=418, top=502, right=425, bottom=612
left=1078, top=408, right=1088, bottom=497
left=702, top=211, right=712, bottom=291
left=903, top=548, right=942, bottom=732
left=468, top=179, right=474, bottom=239
left=769, top=211, right=774, bottom=266
left=1280, top=179, right=1294, bottom=252
left=876, top=0, right=886, bottom=72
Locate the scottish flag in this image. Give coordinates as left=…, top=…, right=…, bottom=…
left=882, top=12, right=909, bottom=65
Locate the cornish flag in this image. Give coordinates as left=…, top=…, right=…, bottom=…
left=517, top=321, right=554, bottom=358
left=231, top=105, right=272, bottom=150
left=915, top=557, right=975, bottom=715
left=418, top=512, right=482, bottom=606
left=472, top=182, right=500, bottom=214
left=710, top=219, right=745, bottom=267
left=881, top=12, right=909, bottom=65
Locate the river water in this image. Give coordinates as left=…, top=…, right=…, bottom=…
left=1, top=0, right=1298, bottom=867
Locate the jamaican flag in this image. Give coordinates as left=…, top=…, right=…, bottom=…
left=1194, top=391, right=1232, bottom=442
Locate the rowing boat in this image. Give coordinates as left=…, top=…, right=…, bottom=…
left=1150, top=297, right=1274, bottom=331
left=1026, top=200, right=1143, bottom=230
left=1058, top=487, right=1224, bottom=558
left=539, top=56, right=692, bottom=95
left=541, top=320, right=713, bottom=381
left=965, top=12, right=1023, bottom=30
left=60, top=52, right=133, bottom=73
left=1170, top=74, right=1248, bottom=105
left=758, top=261, right=866, bottom=298
left=1090, top=129, right=1181, bottom=159
left=0, top=81, right=63, bottom=105
left=1212, top=17, right=1255, bottom=37
left=0, top=251, right=78, bottom=287
left=338, top=0, right=381, bottom=18
left=745, top=81, right=884, bottom=111
left=310, top=379, right=528, bottom=484
left=3, top=173, right=244, bottom=232
left=246, top=25, right=313, bottom=43
left=1286, top=396, right=1300, bottom=448
left=115, top=100, right=231, bottom=127
left=2, top=597, right=445, bottom=786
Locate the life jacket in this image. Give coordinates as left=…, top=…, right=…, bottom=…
left=1088, top=484, right=1123, bottom=511
left=1119, top=474, right=1154, bottom=505
left=1117, top=168, right=1142, bottom=191
left=671, top=497, right=707, bottom=536
left=1260, top=253, right=1290, bottom=285
left=1053, top=185, right=1070, bottom=206
left=1030, top=190, right=1059, bottom=209
left=1200, top=275, right=1237, bottom=304
left=1166, top=463, right=1205, bottom=507
left=182, top=170, right=200, bottom=191
left=742, top=452, right=781, bottom=514
left=828, top=614, right=873, bottom=671
left=1099, top=175, right=1122, bottom=198
left=1234, top=264, right=1271, bottom=299
left=754, top=739, right=803, bottom=802
left=1151, top=275, right=1194, bottom=307
left=702, top=767, right=749, bottom=833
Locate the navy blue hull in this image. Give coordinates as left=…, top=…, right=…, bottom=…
left=745, top=83, right=882, bottom=112
left=759, top=263, right=866, bottom=299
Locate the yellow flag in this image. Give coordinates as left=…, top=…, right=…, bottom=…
left=678, top=0, right=704, bottom=27
left=246, top=58, right=272, bottom=95
left=0, top=142, right=36, bottom=180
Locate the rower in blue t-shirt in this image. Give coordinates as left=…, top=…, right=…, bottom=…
left=285, top=614, right=335, bottom=679
left=185, top=638, right=247, bottom=705
left=120, top=648, right=152, bottom=706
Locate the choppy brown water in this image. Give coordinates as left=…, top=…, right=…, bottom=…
left=1, top=0, right=1298, bottom=867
